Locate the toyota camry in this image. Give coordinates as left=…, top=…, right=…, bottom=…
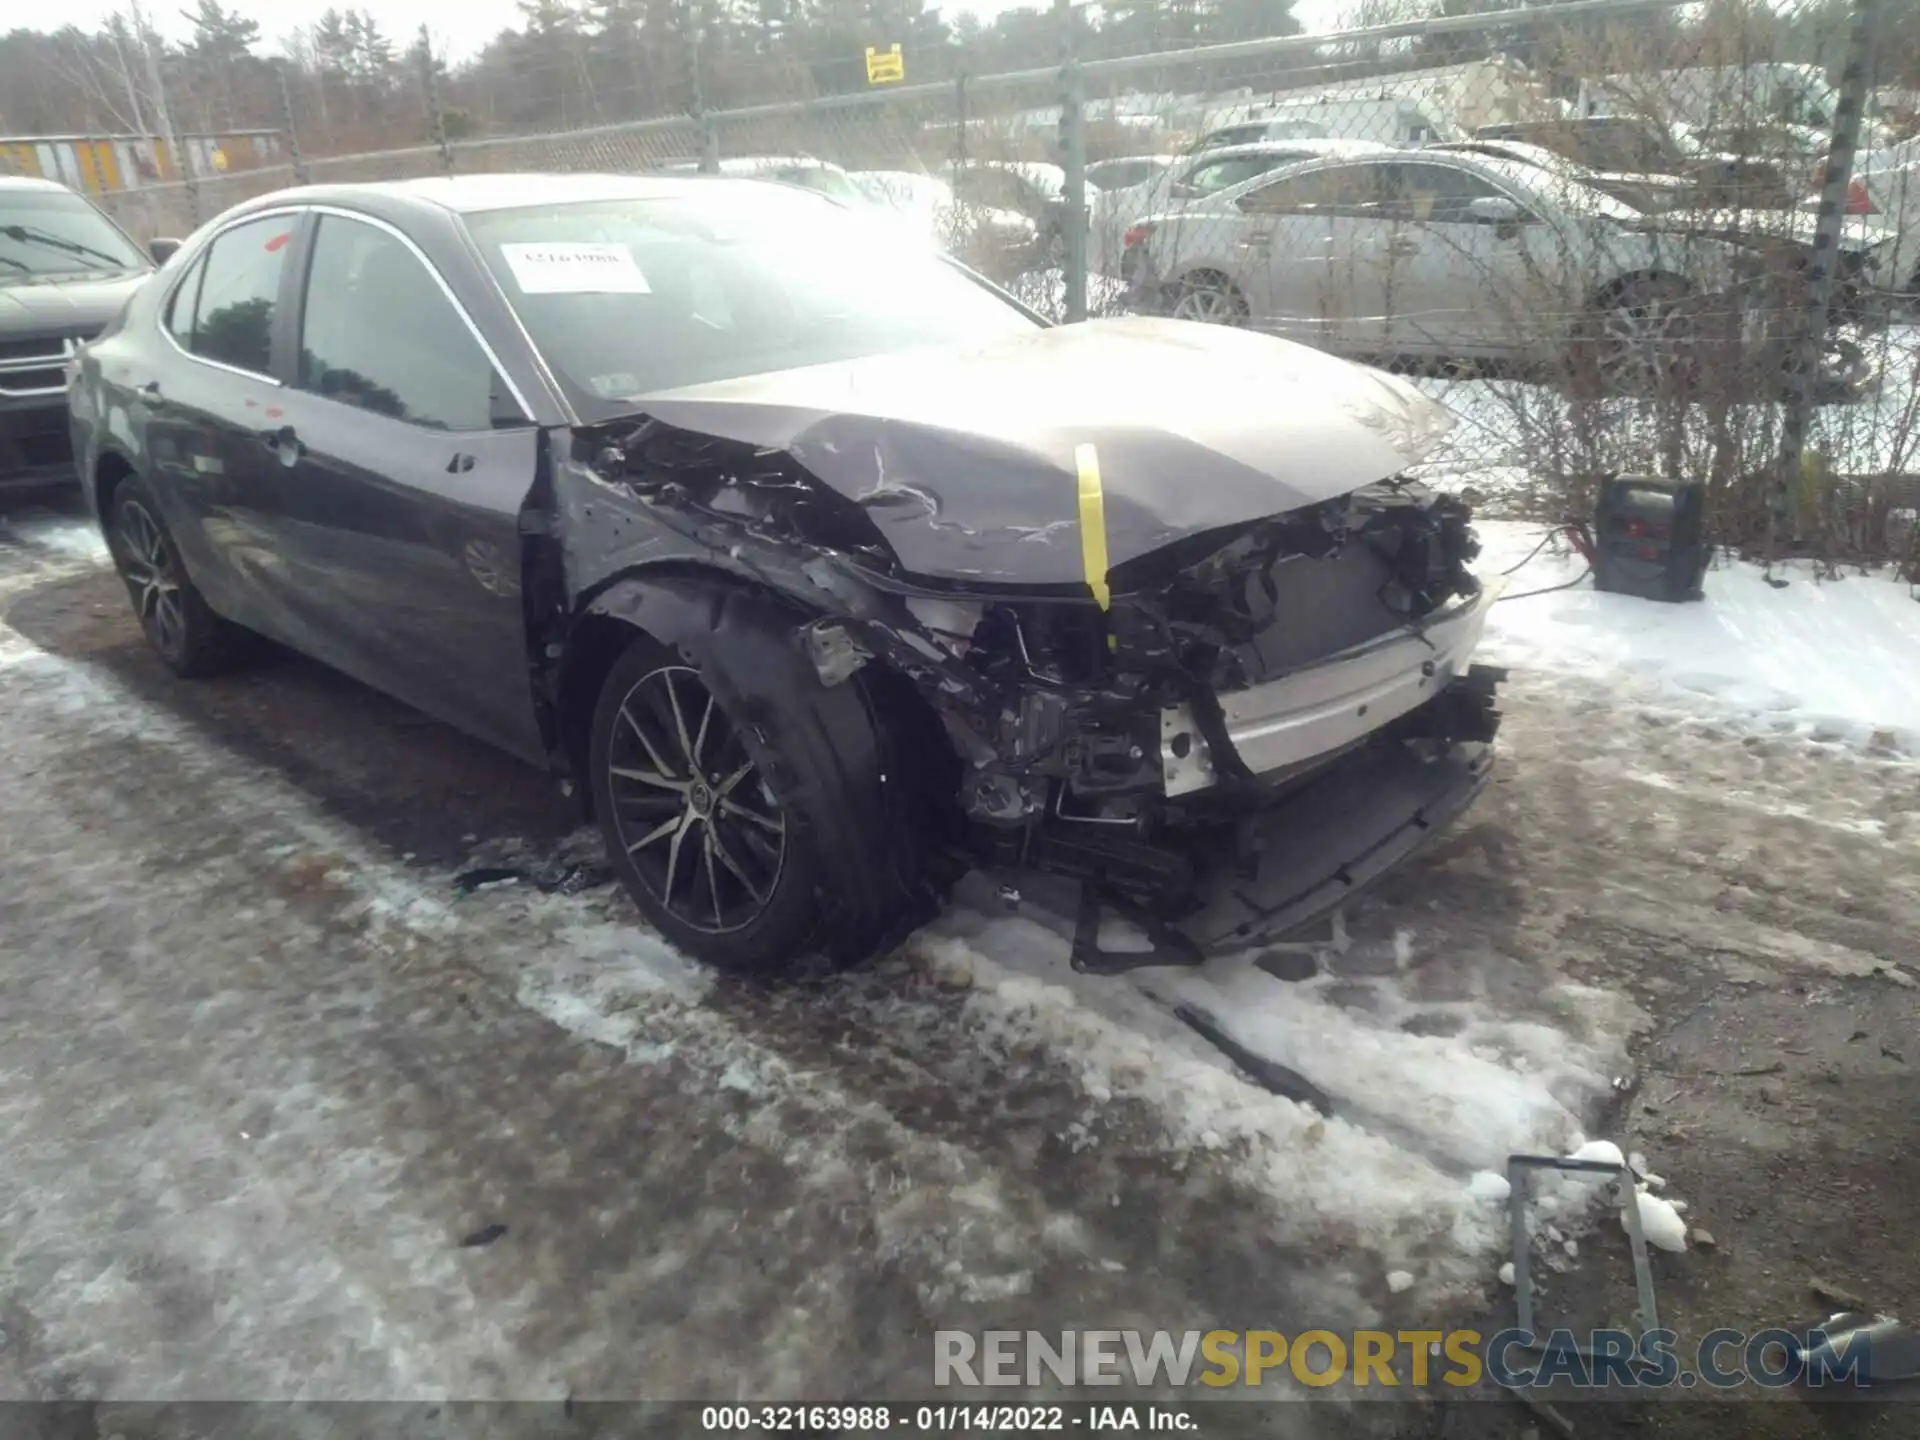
left=70, top=174, right=1503, bottom=973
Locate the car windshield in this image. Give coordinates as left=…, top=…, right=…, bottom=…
left=0, top=188, right=147, bottom=280
left=465, top=189, right=1039, bottom=421
left=776, top=164, right=864, bottom=205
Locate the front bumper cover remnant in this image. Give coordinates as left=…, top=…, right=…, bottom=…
left=1067, top=700, right=1500, bottom=974
left=1159, top=581, right=1501, bottom=797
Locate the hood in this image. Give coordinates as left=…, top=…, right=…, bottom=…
left=1635, top=208, right=1893, bottom=252
left=0, top=270, right=148, bottom=333
left=630, top=316, right=1454, bottom=587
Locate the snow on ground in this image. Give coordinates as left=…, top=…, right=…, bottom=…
left=900, top=894, right=1642, bottom=1300
left=1476, top=520, right=1920, bottom=757
left=7, top=431, right=1910, bottom=1342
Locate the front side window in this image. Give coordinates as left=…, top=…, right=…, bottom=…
left=465, top=187, right=1038, bottom=423
left=1385, top=164, right=1519, bottom=224
left=0, top=187, right=148, bottom=281
left=297, top=214, right=503, bottom=432
left=185, top=214, right=293, bottom=375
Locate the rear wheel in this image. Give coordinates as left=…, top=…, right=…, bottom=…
left=1167, top=271, right=1250, bottom=326
left=590, top=638, right=820, bottom=971
left=107, top=476, right=253, bottom=677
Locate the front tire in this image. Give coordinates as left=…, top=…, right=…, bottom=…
left=1568, top=275, right=1694, bottom=398
left=107, top=475, right=253, bottom=677
left=591, top=639, right=822, bottom=972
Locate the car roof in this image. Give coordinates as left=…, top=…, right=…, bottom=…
left=221, top=171, right=827, bottom=223
left=1188, top=138, right=1392, bottom=160
left=0, top=175, right=72, bottom=193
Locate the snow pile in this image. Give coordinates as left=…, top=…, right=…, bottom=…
left=906, top=884, right=1643, bottom=1297
left=1476, top=521, right=1920, bottom=757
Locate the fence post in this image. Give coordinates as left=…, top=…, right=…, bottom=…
left=953, top=71, right=968, bottom=174
left=1056, top=0, right=1087, bottom=323
left=420, top=26, right=455, bottom=175
left=1772, top=0, right=1880, bottom=556
left=689, top=6, right=720, bottom=172
left=277, top=64, right=310, bottom=185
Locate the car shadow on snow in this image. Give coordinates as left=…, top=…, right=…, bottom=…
left=2, top=560, right=573, bottom=870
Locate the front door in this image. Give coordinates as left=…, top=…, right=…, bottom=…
left=258, top=211, right=547, bottom=763
left=1375, top=162, right=1573, bottom=359
left=1237, top=161, right=1396, bottom=353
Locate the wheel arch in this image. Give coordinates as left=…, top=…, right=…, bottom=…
left=92, top=448, right=138, bottom=532
left=562, top=561, right=947, bottom=963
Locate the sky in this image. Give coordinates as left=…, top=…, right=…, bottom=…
left=2, top=0, right=1351, bottom=64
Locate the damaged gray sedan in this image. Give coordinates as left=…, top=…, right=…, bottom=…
left=71, top=174, right=1503, bottom=973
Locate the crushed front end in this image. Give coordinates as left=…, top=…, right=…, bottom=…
left=789, top=477, right=1504, bottom=970
left=556, top=321, right=1507, bottom=973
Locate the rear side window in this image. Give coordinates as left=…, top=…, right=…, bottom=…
left=164, top=256, right=204, bottom=348
left=183, top=214, right=293, bottom=376
left=296, top=213, right=502, bottom=432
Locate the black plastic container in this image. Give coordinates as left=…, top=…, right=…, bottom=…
left=1593, top=474, right=1709, bottom=603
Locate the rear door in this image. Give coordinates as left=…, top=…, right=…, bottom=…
left=1376, top=161, right=1567, bottom=357
left=142, top=209, right=304, bottom=626
left=262, top=209, right=547, bottom=761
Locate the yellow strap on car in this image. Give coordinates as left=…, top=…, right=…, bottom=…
left=1074, top=441, right=1111, bottom=612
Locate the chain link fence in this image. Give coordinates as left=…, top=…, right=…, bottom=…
left=84, top=0, right=1920, bottom=571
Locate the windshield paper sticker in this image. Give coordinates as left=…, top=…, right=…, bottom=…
left=500, top=242, right=651, bottom=295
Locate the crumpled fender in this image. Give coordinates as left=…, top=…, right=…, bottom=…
left=582, top=569, right=937, bottom=964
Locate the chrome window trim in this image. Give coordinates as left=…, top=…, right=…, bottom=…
left=301, top=204, right=538, bottom=428
left=155, top=205, right=304, bottom=386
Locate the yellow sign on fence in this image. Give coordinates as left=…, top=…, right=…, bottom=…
left=865, top=44, right=904, bottom=85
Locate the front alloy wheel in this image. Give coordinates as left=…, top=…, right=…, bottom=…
left=603, top=663, right=787, bottom=936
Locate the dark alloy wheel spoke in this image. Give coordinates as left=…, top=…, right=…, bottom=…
left=607, top=664, right=786, bottom=936
left=118, top=500, right=185, bottom=656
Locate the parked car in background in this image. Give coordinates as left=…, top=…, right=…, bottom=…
left=941, top=160, right=1091, bottom=269
left=2, top=176, right=159, bottom=490
left=1819, top=137, right=1920, bottom=299
left=1435, top=139, right=1899, bottom=312
left=1472, top=119, right=1793, bottom=209
left=1094, top=139, right=1392, bottom=277
left=69, top=173, right=1505, bottom=974
left=1429, top=138, right=1691, bottom=213
left=1130, top=148, right=1870, bottom=395
left=1180, top=115, right=1331, bottom=153
left=1084, top=155, right=1178, bottom=195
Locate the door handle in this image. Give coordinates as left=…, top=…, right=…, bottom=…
left=1385, top=236, right=1420, bottom=258
left=137, top=380, right=162, bottom=399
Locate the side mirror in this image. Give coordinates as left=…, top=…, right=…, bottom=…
left=1467, top=196, right=1525, bottom=225
left=148, top=236, right=182, bottom=265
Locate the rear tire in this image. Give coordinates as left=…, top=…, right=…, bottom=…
left=1166, top=271, right=1250, bottom=326
left=107, top=474, right=254, bottom=677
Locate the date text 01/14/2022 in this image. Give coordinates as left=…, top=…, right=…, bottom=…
left=697, top=1404, right=1201, bottom=1431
